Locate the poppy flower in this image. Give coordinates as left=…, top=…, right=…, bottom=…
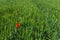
left=16, top=23, right=20, bottom=28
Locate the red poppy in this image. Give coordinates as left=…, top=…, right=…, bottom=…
left=16, top=23, right=20, bottom=28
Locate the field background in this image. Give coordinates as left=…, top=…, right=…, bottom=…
left=0, top=0, right=60, bottom=40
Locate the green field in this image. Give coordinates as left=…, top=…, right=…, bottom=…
left=0, top=0, right=60, bottom=40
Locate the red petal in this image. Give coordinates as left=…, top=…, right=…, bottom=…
left=16, top=23, right=20, bottom=28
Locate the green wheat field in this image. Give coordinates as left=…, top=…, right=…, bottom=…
left=0, top=0, right=60, bottom=40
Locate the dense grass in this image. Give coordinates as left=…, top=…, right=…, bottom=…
left=0, top=0, right=60, bottom=40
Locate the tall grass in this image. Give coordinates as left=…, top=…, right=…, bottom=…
left=0, top=0, right=60, bottom=40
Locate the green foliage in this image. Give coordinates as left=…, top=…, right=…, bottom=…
left=0, top=0, right=60, bottom=40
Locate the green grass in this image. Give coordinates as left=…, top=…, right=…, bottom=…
left=0, top=0, right=60, bottom=40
